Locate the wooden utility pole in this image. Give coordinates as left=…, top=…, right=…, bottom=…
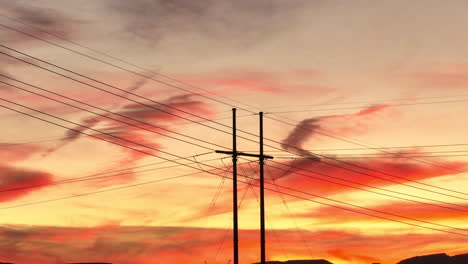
left=259, top=112, right=266, bottom=264
left=233, top=108, right=239, bottom=264
left=215, top=109, right=273, bottom=264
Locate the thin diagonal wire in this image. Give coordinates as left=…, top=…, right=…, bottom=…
left=264, top=159, right=468, bottom=211
left=0, top=76, right=225, bottom=151
left=3, top=47, right=466, bottom=201
left=262, top=161, right=314, bottom=259
left=1, top=102, right=466, bottom=235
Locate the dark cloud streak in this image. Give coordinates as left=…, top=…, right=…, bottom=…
left=107, top=0, right=310, bottom=48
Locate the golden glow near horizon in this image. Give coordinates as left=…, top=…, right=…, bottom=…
left=1, top=1, right=468, bottom=263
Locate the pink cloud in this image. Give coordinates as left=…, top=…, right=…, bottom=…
left=275, top=105, right=468, bottom=197
left=0, top=166, right=53, bottom=202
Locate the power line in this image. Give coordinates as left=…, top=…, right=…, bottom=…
left=3, top=162, right=468, bottom=237
left=3, top=100, right=468, bottom=238
left=206, top=159, right=231, bottom=218
left=3, top=15, right=467, bottom=138
left=262, top=163, right=314, bottom=259
left=5, top=44, right=465, bottom=203
left=261, top=117, right=468, bottom=197
left=266, top=157, right=468, bottom=204
left=0, top=154, right=223, bottom=194
left=4, top=49, right=468, bottom=217
left=4, top=11, right=468, bottom=223
left=259, top=159, right=468, bottom=211
left=0, top=24, right=258, bottom=113
left=249, top=175, right=468, bottom=234
left=3, top=11, right=468, bottom=240
left=12, top=52, right=463, bottom=222
left=5, top=54, right=467, bottom=215
left=0, top=113, right=253, bottom=147
left=1, top=12, right=264, bottom=113
left=266, top=114, right=468, bottom=178
left=3, top=22, right=467, bottom=203
left=0, top=77, right=225, bottom=151
left=0, top=165, right=227, bottom=210
left=237, top=164, right=289, bottom=261
left=0, top=48, right=249, bottom=138
left=0, top=100, right=243, bottom=181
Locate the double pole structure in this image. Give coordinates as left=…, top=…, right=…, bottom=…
left=215, top=108, right=273, bottom=264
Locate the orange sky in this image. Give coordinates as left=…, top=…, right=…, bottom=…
left=0, top=1, right=468, bottom=264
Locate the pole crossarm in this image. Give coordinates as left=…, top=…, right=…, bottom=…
left=215, top=150, right=274, bottom=160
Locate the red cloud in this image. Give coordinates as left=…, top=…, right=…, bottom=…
left=0, top=142, right=52, bottom=202
left=0, top=166, right=53, bottom=202
left=40, top=93, right=215, bottom=186
left=276, top=105, right=467, bottom=197
left=267, top=156, right=467, bottom=198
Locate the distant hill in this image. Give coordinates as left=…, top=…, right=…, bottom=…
left=452, top=253, right=468, bottom=263
left=250, top=252, right=467, bottom=264
left=397, top=253, right=468, bottom=264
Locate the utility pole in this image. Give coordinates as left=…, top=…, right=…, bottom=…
left=215, top=109, right=273, bottom=264
left=233, top=108, right=239, bottom=264
left=259, top=112, right=266, bottom=264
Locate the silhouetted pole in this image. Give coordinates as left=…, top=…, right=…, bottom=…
left=214, top=110, right=273, bottom=264
left=232, top=108, right=239, bottom=264
left=259, top=112, right=266, bottom=264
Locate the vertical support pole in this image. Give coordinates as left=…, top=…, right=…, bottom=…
left=232, top=108, right=239, bottom=264
left=259, top=112, right=266, bottom=264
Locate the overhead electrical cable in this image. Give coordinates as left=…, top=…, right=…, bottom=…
left=1, top=150, right=466, bottom=237
left=1, top=102, right=467, bottom=237
left=3, top=72, right=467, bottom=211
left=0, top=155, right=226, bottom=194
left=262, top=162, right=315, bottom=258
left=2, top=25, right=467, bottom=201
left=3, top=11, right=468, bottom=239
left=3, top=77, right=466, bottom=213
left=2, top=44, right=467, bottom=201
left=0, top=77, right=227, bottom=151
left=259, top=159, right=468, bottom=211
left=0, top=25, right=258, bottom=112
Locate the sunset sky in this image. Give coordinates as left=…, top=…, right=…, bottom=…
left=1, top=1, right=468, bottom=264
